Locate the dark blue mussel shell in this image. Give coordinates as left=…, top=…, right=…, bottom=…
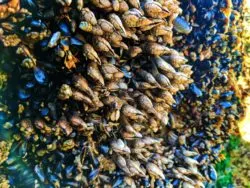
left=34, top=67, right=47, bottom=84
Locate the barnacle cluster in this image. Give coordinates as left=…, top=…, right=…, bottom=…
left=0, top=0, right=20, bottom=19
left=165, top=0, right=244, bottom=186
left=0, top=0, right=247, bottom=187
left=236, top=0, right=250, bottom=142
left=176, top=0, right=243, bottom=134
left=0, top=141, right=11, bottom=165
left=0, top=174, right=10, bottom=188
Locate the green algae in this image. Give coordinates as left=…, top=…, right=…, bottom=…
left=215, top=136, right=250, bottom=187
left=215, top=136, right=240, bottom=188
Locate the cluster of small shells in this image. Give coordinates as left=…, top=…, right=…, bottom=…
left=46, top=0, right=195, bottom=186
left=0, top=0, right=20, bottom=19
left=165, top=0, right=244, bottom=186
left=231, top=3, right=250, bottom=186
left=0, top=0, right=197, bottom=187
left=236, top=0, right=250, bottom=99
left=178, top=0, right=243, bottom=145
left=0, top=0, right=246, bottom=187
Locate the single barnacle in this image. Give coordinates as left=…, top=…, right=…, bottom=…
left=126, top=0, right=140, bottom=9
left=126, top=159, right=146, bottom=177
left=121, top=104, right=147, bottom=122
left=122, top=9, right=143, bottom=28
left=72, top=74, right=95, bottom=97
left=71, top=89, right=94, bottom=107
left=92, top=36, right=118, bottom=58
left=111, top=139, right=131, bottom=154
left=58, top=84, right=73, bottom=100
left=21, top=57, right=36, bottom=69
left=76, top=0, right=84, bottom=10
left=146, top=162, right=165, bottom=179
left=80, top=8, right=97, bottom=25
left=142, top=42, right=172, bottom=56
left=101, top=63, right=124, bottom=81
left=137, top=69, right=160, bottom=87
left=153, top=56, right=176, bottom=73
left=127, top=46, right=142, bottom=57
left=90, top=0, right=112, bottom=9
left=118, top=0, right=129, bottom=13
left=115, top=155, right=130, bottom=174
left=162, top=53, right=188, bottom=68
left=108, top=13, right=127, bottom=36
left=70, top=114, right=90, bottom=131
left=144, top=0, right=170, bottom=18
left=137, top=94, right=160, bottom=118
left=97, top=19, right=115, bottom=33
left=57, top=117, right=73, bottom=136
left=111, top=0, right=119, bottom=11
left=61, top=139, right=75, bottom=151
left=83, top=43, right=102, bottom=64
